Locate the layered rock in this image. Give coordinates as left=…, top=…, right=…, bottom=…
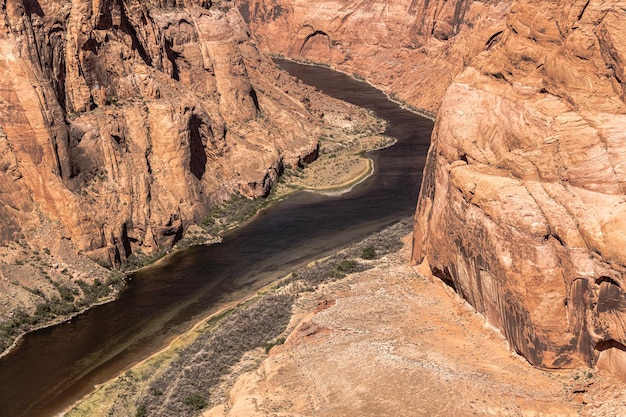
left=413, top=0, right=626, bottom=378
left=239, top=0, right=511, bottom=112
left=0, top=0, right=319, bottom=265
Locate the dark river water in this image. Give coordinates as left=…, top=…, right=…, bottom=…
left=0, top=60, right=433, bottom=417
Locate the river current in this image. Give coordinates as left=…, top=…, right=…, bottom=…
left=0, top=60, right=433, bottom=417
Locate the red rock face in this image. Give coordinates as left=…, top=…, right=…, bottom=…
left=239, top=0, right=510, bottom=112
left=414, top=0, right=626, bottom=377
left=0, top=0, right=318, bottom=264
left=243, top=0, right=626, bottom=379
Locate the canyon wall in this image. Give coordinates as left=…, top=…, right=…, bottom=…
left=239, top=0, right=511, bottom=113
left=413, top=0, right=626, bottom=378
left=243, top=0, right=626, bottom=378
left=0, top=0, right=319, bottom=265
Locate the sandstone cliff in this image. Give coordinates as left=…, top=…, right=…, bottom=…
left=242, top=0, right=626, bottom=380
left=239, top=0, right=510, bottom=112
left=0, top=0, right=327, bottom=345
left=1, top=0, right=321, bottom=264
left=413, top=0, right=626, bottom=379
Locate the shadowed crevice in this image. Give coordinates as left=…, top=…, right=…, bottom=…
left=299, top=30, right=330, bottom=56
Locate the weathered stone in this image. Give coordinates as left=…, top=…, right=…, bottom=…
left=413, top=0, right=626, bottom=379
left=238, top=0, right=511, bottom=113
left=0, top=0, right=319, bottom=266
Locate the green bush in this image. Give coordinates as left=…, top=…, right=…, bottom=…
left=135, top=404, right=147, bottom=417
left=183, top=393, right=207, bottom=410
left=360, top=246, right=376, bottom=259
left=336, top=259, right=357, bottom=273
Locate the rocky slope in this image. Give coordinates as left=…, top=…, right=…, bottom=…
left=238, top=0, right=511, bottom=113
left=0, top=0, right=333, bottom=347
left=220, top=238, right=626, bottom=417
left=242, top=0, right=626, bottom=380
left=206, top=238, right=585, bottom=417
left=1, top=0, right=321, bottom=264
left=413, top=0, right=626, bottom=379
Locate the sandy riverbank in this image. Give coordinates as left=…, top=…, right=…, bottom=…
left=67, top=219, right=626, bottom=417
left=205, top=240, right=626, bottom=417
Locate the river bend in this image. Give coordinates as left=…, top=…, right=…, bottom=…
left=0, top=60, right=433, bottom=417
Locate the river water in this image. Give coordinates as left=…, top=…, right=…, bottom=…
left=0, top=60, right=433, bottom=417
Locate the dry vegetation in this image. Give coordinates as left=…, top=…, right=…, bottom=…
left=0, top=83, right=390, bottom=358
left=275, top=112, right=393, bottom=196
left=0, top=226, right=123, bottom=355
left=67, top=218, right=413, bottom=417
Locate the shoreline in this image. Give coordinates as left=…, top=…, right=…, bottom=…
left=0, top=76, right=386, bottom=363
left=61, top=248, right=351, bottom=416
left=0, top=293, right=119, bottom=361
left=310, top=155, right=373, bottom=196
left=58, top=154, right=376, bottom=411
left=315, top=157, right=373, bottom=196
left=58, top=288, right=264, bottom=416
left=272, top=56, right=437, bottom=121
left=65, top=219, right=415, bottom=416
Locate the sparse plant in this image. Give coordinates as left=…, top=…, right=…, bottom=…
left=135, top=404, right=147, bottom=417
left=360, top=246, right=376, bottom=259
left=182, top=393, right=207, bottom=410
left=336, top=259, right=357, bottom=273
left=264, top=336, right=286, bottom=354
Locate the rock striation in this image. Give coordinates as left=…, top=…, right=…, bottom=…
left=243, top=0, right=626, bottom=379
left=0, top=0, right=319, bottom=265
left=413, top=0, right=626, bottom=378
left=239, top=0, right=510, bottom=112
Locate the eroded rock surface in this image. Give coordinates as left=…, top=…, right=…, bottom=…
left=239, top=0, right=511, bottom=112
left=0, top=0, right=334, bottom=346
left=204, top=238, right=589, bottom=417
left=1, top=0, right=321, bottom=264
left=413, top=0, right=626, bottom=378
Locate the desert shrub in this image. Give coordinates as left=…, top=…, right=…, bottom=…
left=202, top=193, right=270, bottom=234
left=336, top=259, right=357, bottom=273
left=77, top=278, right=113, bottom=304
left=264, top=336, right=286, bottom=354
left=135, top=404, right=147, bottom=417
left=56, top=284, right=75, bottom=303
left=182, top=394, right=207, bottom=410
left=142, top=293, right=294, bottom=416
left=29, top=288, right=46, bottom=298
left=360, top=245, right=376, bottom=259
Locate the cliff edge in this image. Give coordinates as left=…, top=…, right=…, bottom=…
left=242, top=0, right=626, bottom=379
left=413, top=0, right=626, bottom=378
left=0, top=0, right=326, bottom=349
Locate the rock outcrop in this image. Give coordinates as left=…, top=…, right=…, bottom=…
left=243, top=0, right=626, bottom=380
left=413, top=0, right=626, bottom=379
left=238, top=0, right=510, bottom=112
left=0, top=0, right=319, bottom=265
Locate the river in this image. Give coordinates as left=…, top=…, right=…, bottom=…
left=0, top=60, right=433, bottom=417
